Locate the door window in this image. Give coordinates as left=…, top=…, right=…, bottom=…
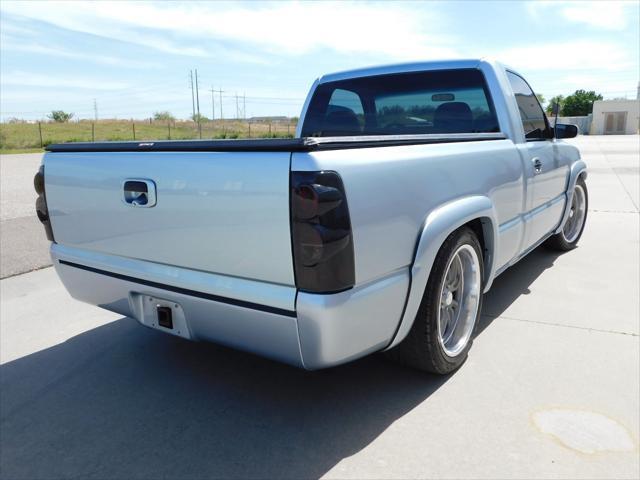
left=506, top=72, right=550, bottom=141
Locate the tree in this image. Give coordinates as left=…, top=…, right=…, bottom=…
left=153, top=111, right=175, bottom=121
left=562, top=90, right=603, bottom=116
left=546, top=95, right=565, bottom=115
left=191, top=113, right=209, bottom=122
left=535, top=93, right=546, bottom=108
left=48, top=110, right=74, bottom=122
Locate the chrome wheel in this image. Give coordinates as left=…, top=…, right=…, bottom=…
left=437, top=244, right=481, bottom=357
left=563, top=184, right=587, bottom=243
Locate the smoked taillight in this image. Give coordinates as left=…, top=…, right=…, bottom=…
left=290, top=171, right=355, bottom=293
left=34, top=165, right=55, bottom=241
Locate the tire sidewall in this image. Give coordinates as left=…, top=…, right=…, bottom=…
left=561, top=177, right=589, bottom=247
left=425, top=228, right=484, bottom=372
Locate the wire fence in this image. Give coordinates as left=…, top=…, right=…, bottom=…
left=0, top=118, right=298, bottom=151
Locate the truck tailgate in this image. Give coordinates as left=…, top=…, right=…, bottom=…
left=44, top=151, right=294, bottom=286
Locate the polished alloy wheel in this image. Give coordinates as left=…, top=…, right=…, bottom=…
left=562, top=184, right=587, bottom=243
left=437, top=244, right=481, bottom=357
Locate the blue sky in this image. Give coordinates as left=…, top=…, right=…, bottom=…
left=1, top=0, right=638, bottom=121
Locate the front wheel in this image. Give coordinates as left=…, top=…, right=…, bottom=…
left=545, top=177, right=588, bottom=251
left=386, top=226, right=484, bottom=374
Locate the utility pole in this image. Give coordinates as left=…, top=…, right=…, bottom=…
left=189, top=70, right=196, bottom=122
left=235, top=93, right=240, bottom=119
left=213, top=88, right=225, bottom=133
left=93, top=98, right=98, bottom=121
left=243, top=93, right=246, bottom=120
left=210, top=86, right=215, bottom=121
left=195, top=69, right=202, bottom=138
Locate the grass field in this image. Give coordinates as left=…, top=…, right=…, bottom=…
left=0, top=119, right=298, bottom=153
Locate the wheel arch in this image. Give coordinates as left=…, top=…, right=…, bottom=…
left=384, top=195, right=498, bottom=350
left=555, top=159, right=588, bottom=235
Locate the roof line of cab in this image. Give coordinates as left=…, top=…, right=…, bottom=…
left=317, top=58, right=489, bottom=85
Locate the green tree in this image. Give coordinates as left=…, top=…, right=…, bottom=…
left=562, top=90, right=603, bottom=116
left=546, top=95, right=565, bottom=115
left=48, top=110, right=74, bottom=122
left=153, top=111, right=175, bottom=121
left=191, top=113, right=209, bottom=122
left=535, top=93, right=546, bottom=108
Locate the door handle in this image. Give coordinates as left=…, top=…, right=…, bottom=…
left=532, top=157, right=542, bottom=174
left=123, top=179, right=156, bottom=207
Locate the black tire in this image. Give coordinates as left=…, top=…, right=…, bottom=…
left=545, top=177, right=588, bottom=251
left=386, top=226, right=484, bottom=374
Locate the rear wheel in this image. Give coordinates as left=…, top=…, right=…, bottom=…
left=387, top=226, right=483, bottom=374
left=545, top=177, right=588, bottom=251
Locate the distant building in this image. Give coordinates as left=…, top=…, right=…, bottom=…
left=590, top=99, right=639, bottom=135
left=248, top=116, right=290, bottom=123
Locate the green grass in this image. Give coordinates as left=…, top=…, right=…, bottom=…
left=0, top=119, right=297, bottom=153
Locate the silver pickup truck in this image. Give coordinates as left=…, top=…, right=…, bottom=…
left=35, top=59, right=587, bottom=374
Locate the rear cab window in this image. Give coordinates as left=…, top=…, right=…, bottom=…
left=301, top=69, right=500, bottom=137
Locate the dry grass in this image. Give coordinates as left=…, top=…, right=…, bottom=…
left=0, top=119, right=297, bottom=153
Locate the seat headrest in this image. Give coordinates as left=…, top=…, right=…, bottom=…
left=433, top=102, right=473, bottom=133
left=323, top=106, right=361, bottom=135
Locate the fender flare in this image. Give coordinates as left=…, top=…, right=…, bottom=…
left=554, top=160, right=588, bottom=235
left=384, top=195, right=498, bottom=350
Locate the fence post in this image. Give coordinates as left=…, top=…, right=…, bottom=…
left=287, top=122, right=290, bottom=136
left=248, top=122, right=251, bottom=138
left=91, top=122, right=95, bottom=142
left=132, top=122, right=136, bottom=140
left=168, top=122, right=171, bottom=140
left=38, top=122, right=43, bottom=148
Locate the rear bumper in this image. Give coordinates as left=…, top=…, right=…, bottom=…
left=51, top=244, right=409, bottom=369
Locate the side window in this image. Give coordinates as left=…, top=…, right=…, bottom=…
left=324, top=89, right=364, bottom=133
left=507, top=72, right=549, bottom=140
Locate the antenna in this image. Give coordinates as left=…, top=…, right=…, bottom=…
left=553, top=99, right=560, bottom=138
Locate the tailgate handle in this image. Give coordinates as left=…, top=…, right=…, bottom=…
left=123, top=179, right=156, bottom=207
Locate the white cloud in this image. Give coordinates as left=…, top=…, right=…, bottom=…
left=0, top=40, right=162, bottom=69
left=0, top=1, right=458, bottom=60
left=1, top=71, right=130, bottom=90
left=528, top=1, right=636, bottom=30
left=497, top=39, right=634, bottom=72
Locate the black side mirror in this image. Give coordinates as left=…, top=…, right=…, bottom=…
left=555, top=123, right=578, bottom=139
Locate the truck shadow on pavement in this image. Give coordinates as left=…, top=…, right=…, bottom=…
left=0, top=247, right=563, bottom=480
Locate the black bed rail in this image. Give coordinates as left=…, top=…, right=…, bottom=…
left=45, top=133, right=506, bottom=153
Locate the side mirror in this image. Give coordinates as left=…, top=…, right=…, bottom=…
left=555, top=123, right=578, bottom=139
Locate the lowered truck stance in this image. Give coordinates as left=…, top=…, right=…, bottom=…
left=36, top=59, right=587, bottom=374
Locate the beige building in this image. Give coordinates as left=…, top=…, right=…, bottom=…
left=590, top=99, right=639, bottom=135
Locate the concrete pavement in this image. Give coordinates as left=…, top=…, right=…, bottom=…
left=0, top=152, right=51, bottom=278
left=1, top=136, right=639, bottom=479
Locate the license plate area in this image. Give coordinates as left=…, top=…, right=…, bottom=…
left=138, top=294, right=191, bottom=340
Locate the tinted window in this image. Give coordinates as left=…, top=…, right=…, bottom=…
left=301, top=69, right=499, bottom=137
left=323, top=89, right=365, bottom=135
left=506, top=72, right=549, bottom=140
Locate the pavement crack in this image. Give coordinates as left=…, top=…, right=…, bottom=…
left=481, top=313, right=639, bottom=337
left=590, top=209, right=639, bottom=214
